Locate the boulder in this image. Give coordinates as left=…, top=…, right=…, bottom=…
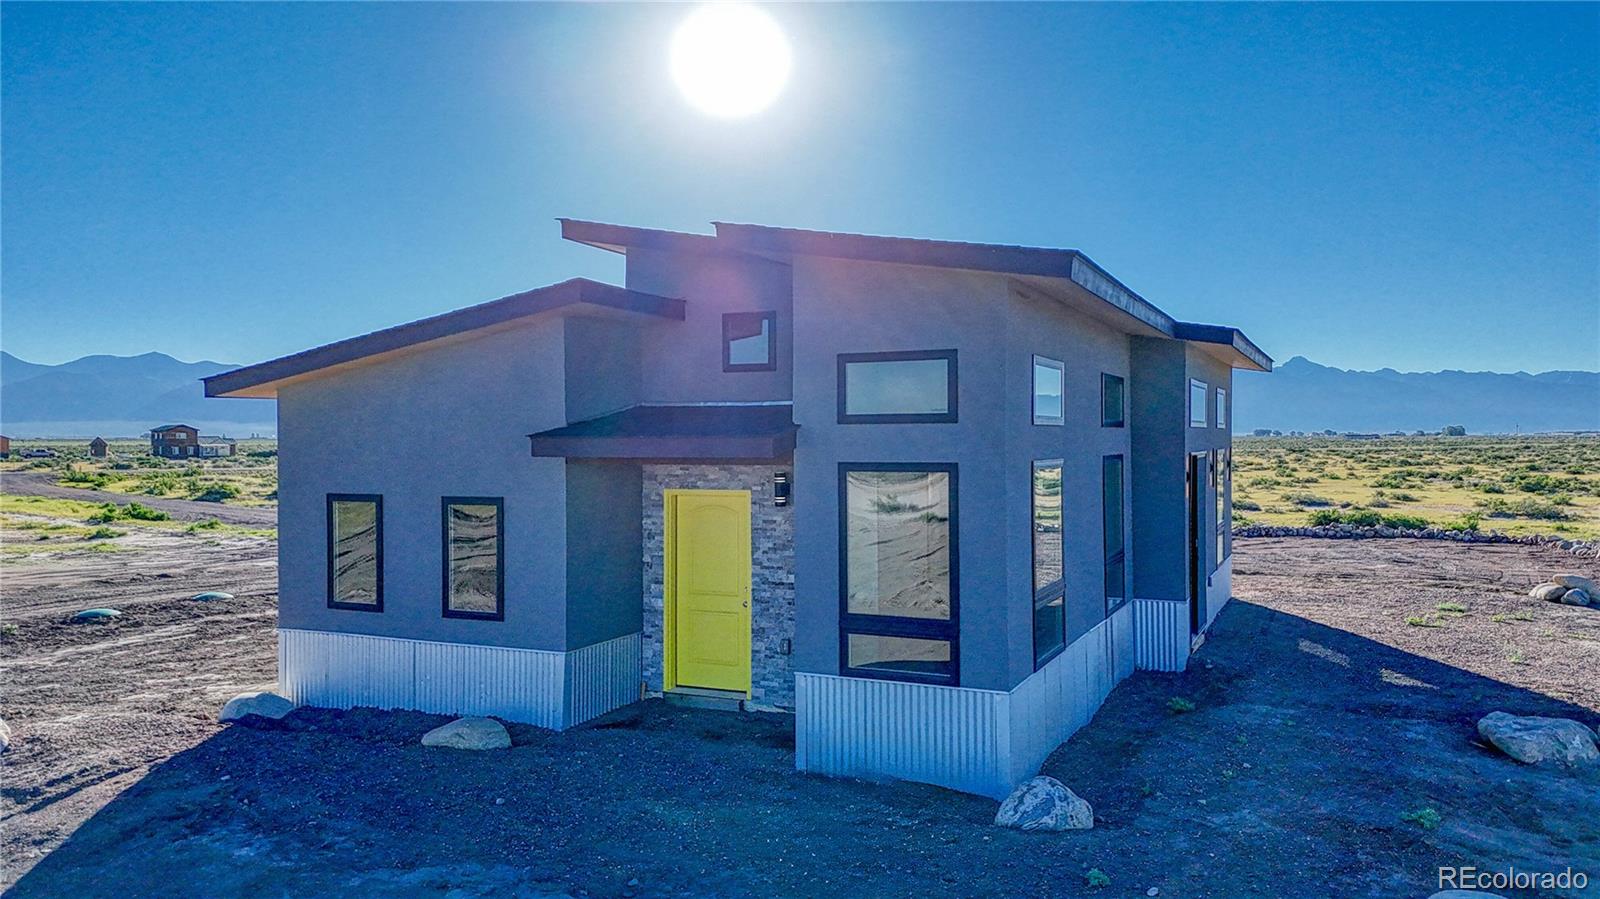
left=1529, top=583, right=1568, bottom=602
left=1559, top=588, right=1591, bottom=607
left=1477, top=712, right=1599, bottom=765
left=191, top=591, right=234, bottom=602
left=1552, top=574, right=1599, bottom=594
left=219, top=691, right=296, bottom=724
left=421, top=717, right=511, bottom=751
left=994, top=775, right=1094, bottom=831
left=71, top=608, right=122, bottom=622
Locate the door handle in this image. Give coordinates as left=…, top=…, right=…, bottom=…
left=743, top=600, right=750, bottom=608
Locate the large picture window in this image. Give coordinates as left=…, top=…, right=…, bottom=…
left=837, top=350, right=957, bottom=423
left=1189, top=379, right=1209, bottom=427
left=1101, top=373, right=1125, bottom=428
left=722, top=311, right=777, bottom=372
left=839, top=464, right=958, bottom=684
left=1103, top=456, right=1126, bottom=613
left=327, top=494, right=382, bottom=611
left=442, top=497, right=505, bottom=620
left=1032, top=460, right=1065, bottom=667
left=1032, top=356, right=1064, bottom=425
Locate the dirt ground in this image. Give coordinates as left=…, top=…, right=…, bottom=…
left=3, top=538, right=1598, bottom=897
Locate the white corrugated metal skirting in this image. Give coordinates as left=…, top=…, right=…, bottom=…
left=796, top=602, right=1136, bottom=800
left=1132, top=598, right=1190, bottom=672
left=278, top=629, right=640, bottom=730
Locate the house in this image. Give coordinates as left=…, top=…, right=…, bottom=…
left=205, top=219, right=1271, bottom=799
left=88, top=437, right=109, bottom=459
left=196, top=436, right=237, bottom=458
left=150, top=424, right=199, bottom=458
left=0, top=435, right=9, bottom=458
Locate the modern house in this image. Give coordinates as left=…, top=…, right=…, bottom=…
left=196, top=436, right=238, bottom=458
left=150, top=424, right=199, bottom=458
left=206, top=219, right=1270, bottom=799
left=88, top=437, right=109, bottom=459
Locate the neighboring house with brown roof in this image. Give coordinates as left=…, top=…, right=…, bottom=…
left=150, top=424, right=199, bottom=458
left=207, top=218, right=1271, bottom=799
left=88, top=437, right=109, bottom=459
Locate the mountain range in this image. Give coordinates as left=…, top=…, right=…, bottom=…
left=0, top=351, right=1594, bottom=438
left=1231, top=356, right=1598, bottom=434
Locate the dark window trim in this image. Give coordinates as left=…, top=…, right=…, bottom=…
left=836, top=349, right=959, bottom=424
left=1031, top=458, right=1066, bottom=669
left=1101, top=372, right=1126, bottom=428
left=837, top=462, right=960, bottom=685
left=327, top=493, right=383, bottom=613
left=1032, top=355, right=1065, bottom=426
left=441, top=495, right=506, bottom=621
left=1215, top=448, right=1231, bottom=569
left=1189, top=378, right=1209, bottom=428
left=721, top=310, right=778, bottom=372
left=1102, top=454, right=1128, bottom=615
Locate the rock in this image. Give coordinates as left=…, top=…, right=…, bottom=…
left=994, top=776, right=1093, bottom=831
left=1552, top=574, right=1598, bottom=594
left=421, top=716, right=511, bottom=751
left=1529, top=583, right=1568, bottom=602
left=191, top=591, right=234, bottom=602
left=1560, top=588, right=1591, bottom=607
left=0, top=718, right=10, bottom=753
left=1477, top=711, right=1599, bottom=765
left=71, top=608, right=121, bottom=622
left=219, top=691, right=296, bottom=723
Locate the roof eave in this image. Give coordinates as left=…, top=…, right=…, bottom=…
left=1173, top=321, right=1274, bottom=372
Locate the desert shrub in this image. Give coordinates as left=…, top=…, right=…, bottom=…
left=59, top=469, right=111, bottom=488
left=1400, top=807, right=1442, bottom=829
left=1341, top=509, right=1383, bottom=527
left=1307, top=509, right=1342, bottom=526
left=1282, top=492, right=1332, bottom=507
left=1476, top=497, right=1570, bottom=521
left=1232, top=498, right=1262, bottom=511
left=186, top=518, right=224, bottom=532
left=84, top=526, right=124, bottom=540
left=1247, top=477, right=1280, bottom=489
left=1380, top=513, right=1430, bottom=530
left=192, top=483, right=240, bottom=503
left=1443, top=512, right=1481, bottom=532
left=1167, top=697, right=1196, bottom=713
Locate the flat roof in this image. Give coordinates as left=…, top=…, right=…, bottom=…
left=204, top=278, right=685, bottom=399
left=529, top=403, right=797, bottom=461
left=561, top=218, right=1272, bottom=372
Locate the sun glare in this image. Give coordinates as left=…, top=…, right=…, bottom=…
left=670, top=3, right=792, bottom=118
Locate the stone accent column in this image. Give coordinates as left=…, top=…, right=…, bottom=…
left=642, top=464, right=797, bottom=709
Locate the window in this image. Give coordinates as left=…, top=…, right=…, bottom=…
left=1032, top=356, right=1064, bottom=425
left=1103, top=456, right=1126, bottom=612
left=1102, top=373, right=1125, bottom=427
left=839, top=465, right=958, bottom=683
left=1215, top=449, right=1230, bottom=568
left=1032, top=460, right=1065, bottom=667
left=722, top=311, right=777, bottom=372
left=837, top=350, right=957, bottom=423
left=1189, top=379, right=1209, bottom=427
left=442, top=497, right=505, bottom=620
left=1216, top=388, right=1228, bottom=430
left=327, top=494, right=382, bottom=611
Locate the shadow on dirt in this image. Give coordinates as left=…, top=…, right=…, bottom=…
left=12, top=601, right=1599, bottom=898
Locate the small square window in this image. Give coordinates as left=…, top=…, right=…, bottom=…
left=1032, top=356, right=1064, bottom=426
left=722, top=311, right=777, bottom=372
left=1215, top=388, right=1228, bottom=430
left=1189, top=379, right=1209, bottom=428
left=1101, top=373, right=1125, bottom=427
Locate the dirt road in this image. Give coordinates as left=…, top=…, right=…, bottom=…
left=0, top=471, right=276, bottom=527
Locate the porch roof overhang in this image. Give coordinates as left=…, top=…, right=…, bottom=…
left=529, top=403, right=798, bottom=461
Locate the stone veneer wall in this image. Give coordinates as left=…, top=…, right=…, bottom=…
left=642, top=464, right=797, bottom=709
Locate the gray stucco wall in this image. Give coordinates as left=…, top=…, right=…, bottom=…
left=565, top=461, right=644, bottom=650
left=277, top=318, right=571, bottom=650
left=564, top=316, right=642, bottom=422
left=641, top=464, right=796, bottom=708
left=1128, top=337, right=1188, bottom=603
left=1002, top=283, right=1132, bottom=684
left=624, top=248, right=793, bottom=404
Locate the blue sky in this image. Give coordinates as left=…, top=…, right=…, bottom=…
left=3, top=2, right=1596, bottom=373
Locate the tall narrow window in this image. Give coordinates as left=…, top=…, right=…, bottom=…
left=1216, top=388, right=1228, bottom=430
left=327, top=494, right=382, bottom=611
left=1102, top=456, right=1126, bottom=613
left=1189, top=379, right=1209, bottom=427
left=1032, top=460, right=1065, bottom=667
left=1032, top=356, right=1064, bottom=425
left=838, top=350, right=958, bottom=423
left=442, top=497, right=505, bottom=620
left=722, top=311, right=777, bottom=372
left=1215, top=449, right=1230, bottom=568
left=839, top=465, right=957, bottom=684
left=1101, top=373, right=1125, bottom=428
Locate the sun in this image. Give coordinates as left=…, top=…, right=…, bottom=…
left=670, top=3, right=792, bottom=118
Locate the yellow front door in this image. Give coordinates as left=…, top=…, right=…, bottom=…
left=665, top=490, right=751, bottom=694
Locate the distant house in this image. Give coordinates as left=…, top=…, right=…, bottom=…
left=88, top=437, right=109, bottom=459
left=150, top=424, right=199, bottom=458
left=196, top=436, right=237, bottom=458
left=0, top=435, right=9, bottom=458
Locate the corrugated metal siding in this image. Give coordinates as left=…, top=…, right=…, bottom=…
left=566, top=632, right=642, bottom=726
left=795, top=673, right=1009, bottom=799
left=1133, top=599, right=1190, bottom=671
left=796, top=603, right=1137, bottom=801
left=279, top=629, right=644, bottom=729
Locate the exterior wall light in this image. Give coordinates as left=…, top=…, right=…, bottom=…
left=773, top=471, right=791, bottom=506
